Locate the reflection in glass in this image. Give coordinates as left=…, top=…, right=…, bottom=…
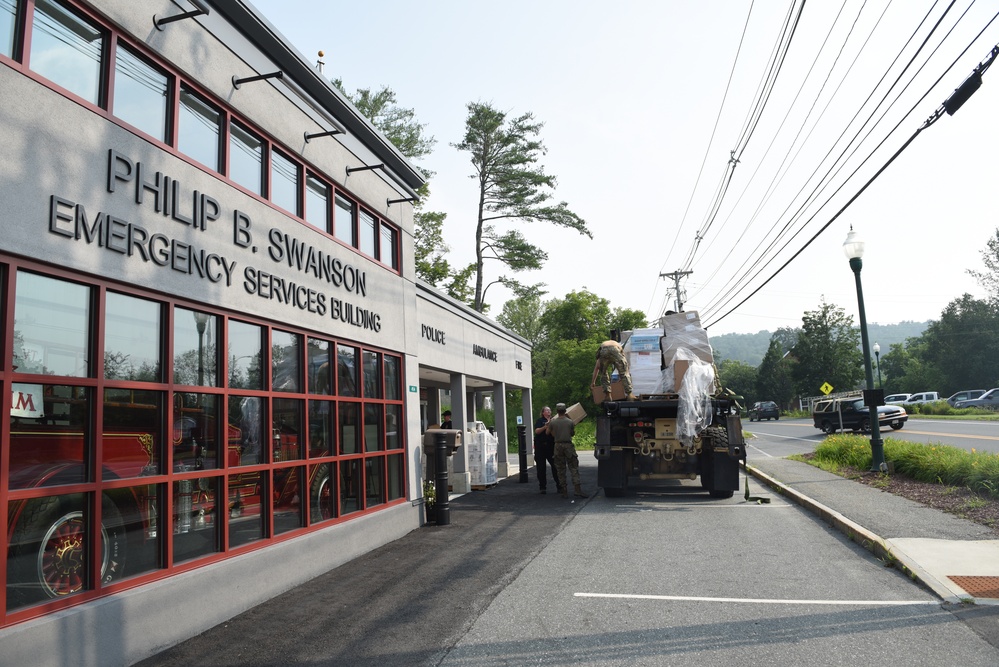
left=305, top=175, right=329, bottom=231
left=339, top=402, right=358, bottom=455
left=271, top=330, right=300, bottom=393
left=340, top=459, right=360, bottom=515
left=380, top=224, right=398, bottom=269
left=364, top=403, right=383, bottom=453
left=13, top=271, right=90, bottom=377
left=119, top=484, right=160, bottom=578
left=178, top=86, right=220, bottom=171
left=1, top=0, right=15, bottom=58
left=365, top=458, right=384, bottom=508
left=113, top=45, right=168, bottom=141
left=359, top=210, right=376, bottom=258
left=103, top=389, right=163, bottom=477
left=363, top=350, right=381, bottom=398
left=387, top=454, right=405, bottom=501
left=6, top=492, right=88, bottom=609
left=386, top=404, right=402, bottom=450
left=272, top=466, right=303, bottom=534
left=228, top=321, right=263, bottom=390
left=337, top=345, right=357, bottom=397
left=384, top=355, right=401, bottom=400
left=174, top=308, right=217, bottom=387
left=272, top=398, right=302, bottom=461
left=173, top=476, right=219, bottom=564
left=308, top=398, right=334, bottom=457
left=173, top=393, right=220, bottom=470
left=8, top=384, right=88, bottom=489
left=270, top=150, right=299, bottom=214
left=228, top=471, right=264, bottom=547
left=104, top=292, right=161, bottom=381
left=229, top=121, right=263, bottom=195
left=307, top=338, right=331, bottom=395
left=229, top=395, right=264, bottom=465
left=334, top=195, right=355, bottom=246
left=30, top=0, right=103, bottom=104
left=309, top=463, right=335, bottom=523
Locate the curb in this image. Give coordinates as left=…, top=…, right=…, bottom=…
left=745, top=463, right=961, bottom=604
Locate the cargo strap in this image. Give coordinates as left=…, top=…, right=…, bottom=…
left=742, top=456, right=771, bottom=504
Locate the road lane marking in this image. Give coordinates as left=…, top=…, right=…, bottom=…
left=574, top=592, right=938, bottom=606
left=902, top=429, right=999, bottom=441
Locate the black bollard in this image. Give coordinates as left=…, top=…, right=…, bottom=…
left=517, top=424, right=529, bottom=483
left=434, top=430, right=450, bottom=526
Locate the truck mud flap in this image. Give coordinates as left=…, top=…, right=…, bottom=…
left=711, top=450, right=740, bottom=491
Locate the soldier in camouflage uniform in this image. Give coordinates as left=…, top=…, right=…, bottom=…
left=546, top=403, right=586, bottom=499
left=595, top=339, right=635, bottom=399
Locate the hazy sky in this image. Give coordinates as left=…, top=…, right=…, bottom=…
left=251, top=0, right=999, bottom=336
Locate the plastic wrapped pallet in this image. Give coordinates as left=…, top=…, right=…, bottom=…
left=623, top=328, right=665, bottom=395
left=660, top=311, right=713, bottom=365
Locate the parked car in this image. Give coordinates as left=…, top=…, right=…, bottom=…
left=954, top=388, right=999, bottom=410
left=812, top=398, right=908, bottom=434
left=904, top=391, right=942, bottom=405
left=884, top=393, right=911, bottom=405
left=748, top=401, right=780, bottom=421
left=946, top=389, right=987, bottom=407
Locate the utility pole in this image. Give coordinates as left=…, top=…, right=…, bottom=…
left=660, top=270, right=692, bottom=312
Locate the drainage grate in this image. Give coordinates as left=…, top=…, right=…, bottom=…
left=948, top=576, right=999, bottom=598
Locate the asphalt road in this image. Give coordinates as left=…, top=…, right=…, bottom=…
left=747, top=416, right=999, bottom=455
left=140, top=453, right=999, bottom=666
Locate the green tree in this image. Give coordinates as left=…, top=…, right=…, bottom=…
left=538, top=290, right=613, bottom=346
left=453, top=102, right=591, bottom=312
left=496, top=285, right=547, bottom=346
left=967, top=227, right=999, bottom=303
left=332, top=81, right=435, bottom=160
left=756, top=338, right=795, bottom=409
left=913, top=294, right=999, bottom=392
left=877, top=342, right=909, bottom=394
left=610, top=308, right=650, bottom=333
left=717, top=359, right=758, bottom=406
left=792, top=300, right=863, bottom=397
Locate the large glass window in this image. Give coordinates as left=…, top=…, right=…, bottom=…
left=309, top=463, right=335, bottom=523
left=228, top=321, right=263, bottom=390
left=9, top=384, right=89, bottom=489
left=387, top=454, right=405, bottom=501
left=178, top=86, right=221, bottom=171
left=104, top=292, right=161, bottom=382
left=365, top=458, right=383, bottom=508
left=384, top=355, right=401, bottom=401
left=380, top=224, right=398, bottom=269
left=1, top=0, right=17, bottom=59
left=337, top=345, right=357, bottom=397
left=273, top=398, right=302, bottom=461
left=339, top=402, right=358, bottom=455
left=271, top=330, right=300, bottom=393
left=307, top=338, right=331, bottom=395
left=103, top=389, right=164, bottom=477
left=173, top=476, right=220, bottom=564
left=174, top=392, right=220, bottom=470
left=386, top=404, right=401, bottom=450
left=304, top=174, right=329, bottom=232
left=13, top=271, right=90, bottom=377
left=174, top=309, right=217, bottom=387
left=334, top=195, right=355, bottom=247
left=29, top=0, right=103, bottom=104
left=228, top=472, right=264, bottom=547
left=229, top=121, right=263, bottom=195
left=340, top=460, right=360, bottom=515
left=112, top=45, right=168, bottom=141
left=359, top=210, right=376, bottom=258
left=272, top=467, right=303, bottom=534
left=363, top=350, right=381, bottom=399
left=229, top=396, right=264, bottom=466
left=270, top=150, right=299, bottom=214
left=364, top=403, right=382, bottom=453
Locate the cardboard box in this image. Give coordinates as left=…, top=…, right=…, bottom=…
left=591, top=381, right=626, bottom=403
left=672, top=359, right=690, bottom=392
left=566, top=402, right=586, bottom=424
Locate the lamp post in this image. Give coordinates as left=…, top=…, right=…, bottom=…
left=193, top=311, right=210, bottom=387
left=873, top=342, right=882, bottom=388
left=843, top=227, right=886, bottom=472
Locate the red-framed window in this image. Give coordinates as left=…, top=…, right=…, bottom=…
left=0, top=260, right=406, bottom=626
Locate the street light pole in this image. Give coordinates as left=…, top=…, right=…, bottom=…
left=843, top=228, right=886, bottom=472
left=873, top=342, right=882, bottom=389
left=193, top=312, right=210, bottom=387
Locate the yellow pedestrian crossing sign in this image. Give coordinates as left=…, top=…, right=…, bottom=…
left=820, top=382, right=833, bottom=395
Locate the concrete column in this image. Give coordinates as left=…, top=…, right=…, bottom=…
left=449, top=374, right=470, bottom=493
left=521, top=387, right=535, bottom=465
left=493, top=381, right=510, bottom=477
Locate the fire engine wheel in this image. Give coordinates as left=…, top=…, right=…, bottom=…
left=310, top=472, right=333, bottom=523
left=7, top=494, right=126, bottom=605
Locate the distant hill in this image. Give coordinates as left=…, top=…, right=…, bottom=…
left=710, top=321, right=930, bottom=367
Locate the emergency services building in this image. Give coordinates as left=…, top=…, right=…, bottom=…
left=0, top=1, right=535, bottom=663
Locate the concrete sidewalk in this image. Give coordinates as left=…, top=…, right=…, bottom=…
left=746, top=456, right=999, bottom=605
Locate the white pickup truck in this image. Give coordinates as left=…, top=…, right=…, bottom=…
left=903, top=391, right=942, bottom=405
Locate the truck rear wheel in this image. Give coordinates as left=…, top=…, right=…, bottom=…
left=709, top=489, right=734, bottom=499
left=7, top=493, right=126, bottom=607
